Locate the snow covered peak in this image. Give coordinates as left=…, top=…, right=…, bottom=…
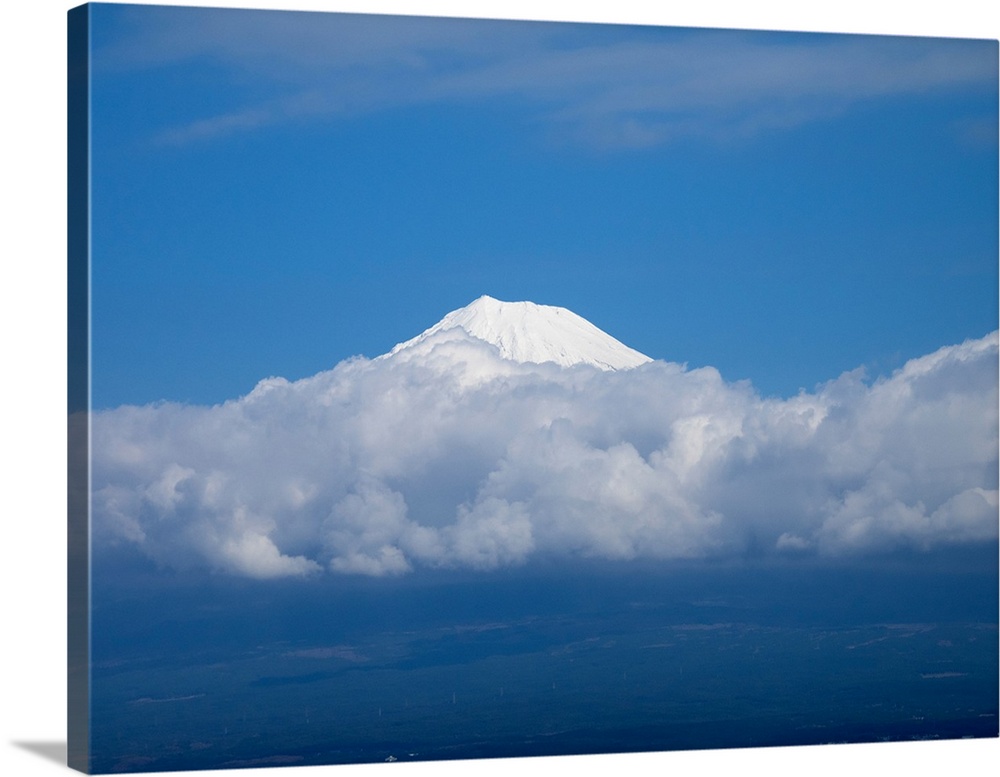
left=384, top=295, right=652, bottom=371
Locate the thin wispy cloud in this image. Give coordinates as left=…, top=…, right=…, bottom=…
left=91, top=330, right=999, bottom=579
left=94, top=7, right=998, bottom=148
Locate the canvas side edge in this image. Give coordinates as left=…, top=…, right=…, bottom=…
left=67, top=4, right=92, bottom=774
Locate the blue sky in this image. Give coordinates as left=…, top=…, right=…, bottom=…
left=88, top=4, right=998, bottom=407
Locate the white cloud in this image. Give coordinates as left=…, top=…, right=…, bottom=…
left=218, top=525, right=323, bottom=579
left=91, top=331, right=998, bottom=578
left=447, top=498, right=535, bottom=570
left=96, top=8, right=998, bottom=149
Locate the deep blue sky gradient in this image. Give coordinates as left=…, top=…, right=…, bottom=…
left=88, top=5, right=998, bottom=407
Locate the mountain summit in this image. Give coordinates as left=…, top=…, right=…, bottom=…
left=385, top=295, right=652, bottom=371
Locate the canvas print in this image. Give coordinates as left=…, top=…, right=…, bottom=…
left=68, top=2, right=999, bottom=774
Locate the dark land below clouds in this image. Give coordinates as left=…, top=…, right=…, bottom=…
left=87, top=546, right=999, bottom=773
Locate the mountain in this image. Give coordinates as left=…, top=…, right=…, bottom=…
left=383, top=295, right=652, bottom=371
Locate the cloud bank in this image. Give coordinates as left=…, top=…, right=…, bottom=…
left=91, top=330, right=999, bottom=579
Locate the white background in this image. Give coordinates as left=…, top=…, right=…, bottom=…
left=1, top=2, right=997, bottom=776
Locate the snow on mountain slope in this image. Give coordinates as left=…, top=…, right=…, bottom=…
left=383, top=295, right=653, bottom=371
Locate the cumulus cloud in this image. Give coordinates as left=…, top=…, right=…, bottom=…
left=91, top=330, right=998, bottom=579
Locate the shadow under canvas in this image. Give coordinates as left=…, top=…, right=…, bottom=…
left=12, top=741, right=68, bottom=767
